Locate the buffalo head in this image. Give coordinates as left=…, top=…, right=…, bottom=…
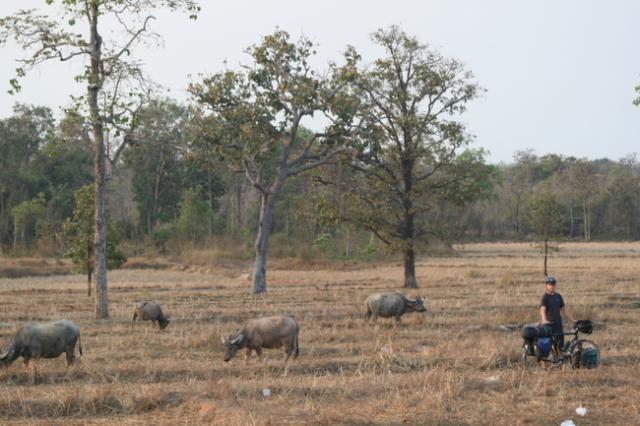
left=221, top=333, right=244, bottom=362
left=408, top=297, right=427, bottom=313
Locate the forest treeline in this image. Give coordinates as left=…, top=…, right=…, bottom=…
left=2, top=101, right=639, bottom=259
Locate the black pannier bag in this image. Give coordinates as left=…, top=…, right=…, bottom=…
left=521, top=324, right=552, bottom=340
left=574, top=320, right=593, bottom=334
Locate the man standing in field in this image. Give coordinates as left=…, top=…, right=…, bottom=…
left=540, top=276, right=576, bottom=353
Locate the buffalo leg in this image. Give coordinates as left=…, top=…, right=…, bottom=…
left=283, top=351, right=292, bottom=377
left=24, top=358, right=38, bottom=384
left=283, top=345, right=295, bottom=377
left=65, top=347, right=76, bottom=367
left=131, top=312, right=138, bottom=328
left=244, top=348, right=252, bottom=364
left=27, top=348, right=41, bottom=384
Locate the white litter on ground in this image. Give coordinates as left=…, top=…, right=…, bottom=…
left=560, top=420, right=576, bottom=426
left=484, top=375, right=500, bottom=384
left=576, top=405, right=587, bottom=416
left=262, top=388, right=272, bottom=397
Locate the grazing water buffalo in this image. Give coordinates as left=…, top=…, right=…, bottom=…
left=222, top=315, right=299, bottom=375
left=366, top=292, right=427, bottom=324
left=131, top=301, right=170, bottom=330
left=0, top=320, right=82, bottom=378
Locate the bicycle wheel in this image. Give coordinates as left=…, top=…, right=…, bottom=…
left=568, top=339, right=599, bottom=369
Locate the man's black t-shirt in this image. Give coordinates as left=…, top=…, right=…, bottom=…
left=540, top=292, right=565, bottom=325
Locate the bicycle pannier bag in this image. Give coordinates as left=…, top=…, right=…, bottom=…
left=575, top=320, right=593, bottom=334
left=580, top=347, right=600, bottom=369
left=521, top=324, right=552, bottom=340
left=536, top=337, right=553, bottom=358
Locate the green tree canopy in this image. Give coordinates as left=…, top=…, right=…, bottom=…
left=316, top=26, right=495, bottom=288
left=189, top=30, right=358, bottom=294
left=11, top=193, right=47, bottom=250
left=525, top=192, right=565, bottom=275
left=176, top=187, right=213, bottom=242
left=63, top=185, right=126, bottom=296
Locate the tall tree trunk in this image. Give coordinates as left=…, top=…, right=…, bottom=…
left=403, top=243, right=418, bottom=288
left=586, top=204, right=591, bottom=240
left=569, top=206, right=574, bottom=239
left=582, top=200, right=588, bottom=241
left=0, top=189, right=4, bottom=254
left=514, top=195, right=521, bottom=234
left=235, top=172, right=243, bottom=233
left=401, top=204, right=418, bottom=288
left=543, top=236, right=548, bottom=276
left=207, top=169, right=213, bottom=237
left=151, top=146, right=165, bottom=231
left=0, top=188, right=4, bottom=228
left=401, top=151, right=418, bottom=288
left=252, top=192, right=276, bottom=294
left=284, top=198, right=290, bottom=236
left=626, top=220, right=630, bottom=240
left=88, top=4, right=109, bottom=319
left=87, top=244, right=92, bottom=297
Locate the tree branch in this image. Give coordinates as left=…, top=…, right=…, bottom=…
left=288, top=147, right=352, bottom=176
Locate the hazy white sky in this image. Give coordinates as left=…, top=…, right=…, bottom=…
left=1, top=0, right=639, bottom=163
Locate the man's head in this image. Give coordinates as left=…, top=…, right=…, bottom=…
left=544, top=276, right=557, bottom=293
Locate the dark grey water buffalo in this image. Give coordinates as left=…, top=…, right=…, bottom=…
left=366, top=292, right=427, bottom=324
left=131, top=301, right=170, bottom=330
left=222, top=315, right=299, bottom=375
left=0, top=320, right=83, bottom=374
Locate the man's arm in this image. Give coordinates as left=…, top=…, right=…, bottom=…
left=540, top=306, right=549, bottom=324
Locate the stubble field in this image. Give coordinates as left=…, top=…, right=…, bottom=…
left=0, top=242, right=639, bottom=425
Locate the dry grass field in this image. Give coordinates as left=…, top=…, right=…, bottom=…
left=1, top=242, right=639, bottom=425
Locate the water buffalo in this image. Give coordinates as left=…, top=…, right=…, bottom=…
left=366, top=292, right=427, bottom=324
left=0, top=319, right=82, bottom=379
left=222, top=315, right=299, bottom=375
left=131, top=301, right=170, bottom=330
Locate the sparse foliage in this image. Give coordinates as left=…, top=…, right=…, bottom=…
left=190, top=30, right=357, bottom=294
left=63, top=185, right=126, bottom=296
left=0, top=0, right=200, bottom=318
left=317, top=26, right=495, bottom=288
left=526, top=192, right=565, bottom=275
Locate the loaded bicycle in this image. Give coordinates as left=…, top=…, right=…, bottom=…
left=521, top=320, right=600, bottom=370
